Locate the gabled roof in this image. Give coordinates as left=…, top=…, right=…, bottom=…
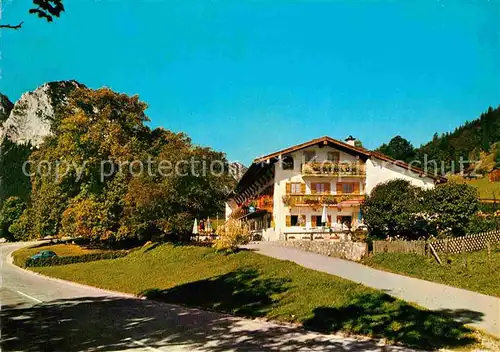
left=369, top=151, right=447, bottom=183
left=230, top=136, right=447, bottom=203
left=254, top=136, right=370, bottom=163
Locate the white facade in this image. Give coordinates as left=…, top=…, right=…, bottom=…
left=272, top=146, right=364, bottom=239
left=227, top=136, right=441, bottom=241
left=365, top=157, right=435, bottom=194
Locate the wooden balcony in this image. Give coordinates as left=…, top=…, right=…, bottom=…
left=302, top=162, right=365, bottom=177
left=283, top=194, right=365, bottom=207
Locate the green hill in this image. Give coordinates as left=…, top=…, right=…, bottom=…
left=416, top=106, right=500, bottom=173
left=376, top=106, right=500, bottom=175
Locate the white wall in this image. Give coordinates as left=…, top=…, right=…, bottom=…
left=285, top=207, right=360, bottom=232
left=231, top=146, right=437, bottom=240
left=272, top=145, right=364, bottom=236
left=365, top=158, right=435, bottom=194
left=225, top=202, right=233, bottom=220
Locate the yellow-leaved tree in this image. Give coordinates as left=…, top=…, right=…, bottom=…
left=213, top=219, right=250, bottom=252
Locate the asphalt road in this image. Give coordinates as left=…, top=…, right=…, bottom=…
left=0, top=242, right=416, bottom=352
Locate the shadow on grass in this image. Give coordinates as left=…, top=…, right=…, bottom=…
left=140, top=268, right=289, bottom=317
left=139, top=268, right=481, bottom=350
left=1, top=267, right=484, bottom=351
left=303, top=293, right=481, bottom=350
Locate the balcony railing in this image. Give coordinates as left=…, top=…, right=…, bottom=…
left=302, top=162, right=365, bottom=177
left=283, top=194, right=365, bottom=207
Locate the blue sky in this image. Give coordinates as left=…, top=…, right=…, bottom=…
left=1, top=1, right=499, bottom=165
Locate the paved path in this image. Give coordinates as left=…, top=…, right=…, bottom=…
left=245, top=242, right=500, bottom=337
left=0, top=242, right=416, bottom=351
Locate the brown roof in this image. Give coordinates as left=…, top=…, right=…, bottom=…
left=254, top=136, right=370, bottom=163
left=369, top=151, right=446, bottom=182
left=253, top=135, right=445, bottom=181
left=230, top=136, right=447, bottom=201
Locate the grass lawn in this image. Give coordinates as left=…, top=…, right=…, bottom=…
left=465, top=177, right=500, bottom=199
left=19, top=243, right=494, bottom=350
left=363, top=247, right=500, bottom=297
left=12, top=243, right=106, bottom=267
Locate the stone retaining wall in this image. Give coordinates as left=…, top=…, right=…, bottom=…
left=276, top=240, right=368, bottom=261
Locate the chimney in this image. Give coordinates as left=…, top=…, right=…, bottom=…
left=345, top=135, right=356, bottom=146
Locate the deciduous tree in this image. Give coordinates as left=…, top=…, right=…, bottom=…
left=362, top=179, right=426, bottom=239
left=0, top=197, right=26, bottom=241
left=1, top=1, right=65, bottom=30
left=424, top=182, right=479, bottom=237
left=376, top=136, right=416, bottom=163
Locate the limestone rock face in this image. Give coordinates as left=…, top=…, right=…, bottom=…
left=1, top=80, right=84, bottom=146
left=0, top=93, right=14, bottom=123
left=0, top=94, right=14, bottom=141
left=229, top=162, right=248, bottom=181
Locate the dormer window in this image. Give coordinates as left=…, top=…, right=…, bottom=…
left=282, top=155, right=294, bottom=170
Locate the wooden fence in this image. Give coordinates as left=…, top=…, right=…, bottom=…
left=430, top=231, right=500, bottom=254
left=373, top=230, right=500, bottom=257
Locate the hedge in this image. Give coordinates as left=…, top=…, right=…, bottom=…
left=22, top=251, right=129, bottom=268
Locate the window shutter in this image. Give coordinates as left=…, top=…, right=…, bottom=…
left=327, top=215, right=332, bottom=226
left=311, top=183, right=317, bottom=194
left=286, top=183, right=291, bottom=194
left=353, top=182, right=360, bottom=194
left=286, top=215, right=291, bottom=227
left=336, top=183, right=343, bottom=194
left=301, top=183, right=306, bottom=194
left=324, top=183, right=331, bottom=194
left=311, top=215, right=317, bottom=228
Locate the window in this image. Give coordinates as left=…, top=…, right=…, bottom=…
left=291, top=183, right=302, bottom=194
left=336, top=182, right=359, bottom=194
left=303, top=151, right=316, bottom=162
left=282, top=155, right=294, bottom=170
left=286, top=215, right=305, bottom=227
left=311, top=215, right=331, bottom=227
left=327, top=151, right=340, bottom=162
left=342, top=183, right=354, bottom=194
left=286, top=182, right=304, bottom=194
left=311, top=182, right=330, bottom=194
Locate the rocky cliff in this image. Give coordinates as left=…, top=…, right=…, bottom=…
left=0, top=80, right=84, bottom=146
left=0, top=94, right=14, bottom=124
left=229, top=162, right=248, bottom=181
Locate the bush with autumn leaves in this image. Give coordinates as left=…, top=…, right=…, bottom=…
left=213, top=218, right=251, bottom=252
left=7, top=87, right=235, bottom=244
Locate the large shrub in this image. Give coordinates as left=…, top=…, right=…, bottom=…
left=0, top=197, right=26, bottom=241
left=213, top=219, right=250, bottom=252
left=9, top=209, right=33, bottom=241
left=424, top=182, right=479, bottom=237
left=362, top=179, right=426, bottom=239
left=467, top=214, right=500, bottom=233
left=363, top=179, right=481, bottom=239
left=22, top=251, right=129, bottom=268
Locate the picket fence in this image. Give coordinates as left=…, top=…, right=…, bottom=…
left=373, top=230, right=500, bottom=256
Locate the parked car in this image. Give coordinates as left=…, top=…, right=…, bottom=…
left=30, top=250, right=57, bottom=260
